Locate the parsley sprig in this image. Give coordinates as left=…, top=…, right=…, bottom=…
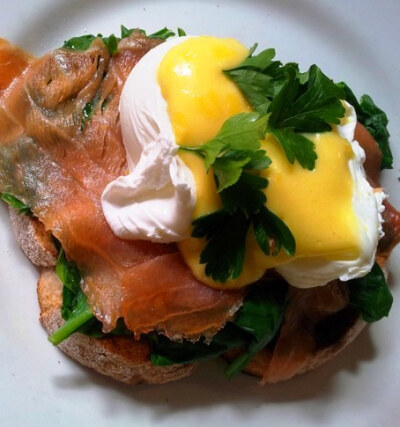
left=225, top=46, right=345, bottom=170
left=181, top=112, right=295, bottom=282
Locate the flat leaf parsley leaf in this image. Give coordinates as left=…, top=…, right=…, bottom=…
left=226, top=48, right=346, bottom=170
left=181, top=112, right=295, bottom=283
left=192, top=210, right=250, bottom=282
left=181, top=112, right=268, bottom=172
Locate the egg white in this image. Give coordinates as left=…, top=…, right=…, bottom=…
left=101, top=36, right=197, bottom=243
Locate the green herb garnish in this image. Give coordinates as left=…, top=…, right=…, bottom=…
left=147, top=27, right=176, bottom=40
left=181, top=112, right=295, bottom=282
left=177, top=28, right=186, bottom=37
left=348, top=262, right=393, bottom=322
left=64, top=26, right=180, bottom=57
left=0, top=193, right=32, bottom=215
left=181, top=112, right=269, bottom=186
left=63, top=35, right=96, bottom=51
left=101, top=33, right=119, bottom=56
left=226, top=48, right=345, bottom=170
left=149, top=323, right=247, bottom=366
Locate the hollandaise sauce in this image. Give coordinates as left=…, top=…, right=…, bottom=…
left=158, top=36, right=360, bottom=289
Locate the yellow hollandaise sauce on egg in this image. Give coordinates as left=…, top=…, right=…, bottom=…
left=158, top=37, right=251, bottom=219
left=158, top=36, right=362, bottom=289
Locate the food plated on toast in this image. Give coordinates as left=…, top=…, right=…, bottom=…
left=1, top=26, right=399, bottom=385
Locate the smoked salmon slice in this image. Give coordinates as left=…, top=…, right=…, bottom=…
left=0, top=33, right=244, bottom=339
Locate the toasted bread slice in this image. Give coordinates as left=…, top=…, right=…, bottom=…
left=7, top=208, right=384, bottom=385
left=38, top=268, right=197, bottom=384
left=9, top=209, right=198, bottom=384
left=9, top=206, right=57, bottom=267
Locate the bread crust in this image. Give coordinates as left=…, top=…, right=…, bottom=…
left=38, top=268, right=197, bottom=384
left=9, top=207, right=57, bottom=267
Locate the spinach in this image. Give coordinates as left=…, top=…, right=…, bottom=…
left=348, top=262, right=393, bottom=322
left=49, top=247, right=129, bottom=345
left=63, top=35, right=96, bottom=51
left=148, top=323, right=248, bottom=366
left=101, top=34, right=119, bottom=56
left=0, top=193, right=32, bottom=215
left=225, top=281, right=287, bottom=377
left=150, top=280, right=288, bottom=377
left=337, top=82, right=392, bottom=169
left=63, top=25, right=179, bottom=57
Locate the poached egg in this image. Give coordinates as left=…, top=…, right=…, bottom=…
left=101, top=35, right=384, bottom=289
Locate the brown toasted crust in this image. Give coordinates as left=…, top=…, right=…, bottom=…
left=38, top=268, right=197, bottom=384
left=9, top=207, right=57, bottom=267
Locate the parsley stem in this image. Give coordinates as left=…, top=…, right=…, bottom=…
left=178, top=146, right=203, bottom=155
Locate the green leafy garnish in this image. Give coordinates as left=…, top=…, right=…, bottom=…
left=253, top=206, right=296, bottom=256
left=150, top=280, right=288, bottom=378
left=147, top=27, right=176, bottom=40
left=64, top=26, right=180, bottom=57
left=82, top=102, right=93, bottom=120
left=63, top=35, right=96, bottom=51
left=348, top=262, right=393, bottom=322
left=177, top=28, right=186, bottom=37
left=49, top=248, right=94, bottom=345
left=1, top=193, right=32, bottom=215
left=120, top=25, right=179, bottom=40
left=56, top=248, right=82, bottom=319
left=49, top=293, right=93, bottom=346
left=101, top=34, right=119, bottom=56
left=181, top=112, right=294, bottom=282
left=81, top=97, right=98, bottom=130
left=181, top=112, right=268, bottom=177
left=225, top=48, right=345, bottom=170
left=338, top=82, right=392, bottom=169
left=63, top=33, right=118, bottom=56
left=192, top=210, right=250, bottom=282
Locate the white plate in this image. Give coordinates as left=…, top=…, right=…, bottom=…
left=1, top=1, right=400, bottom=426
